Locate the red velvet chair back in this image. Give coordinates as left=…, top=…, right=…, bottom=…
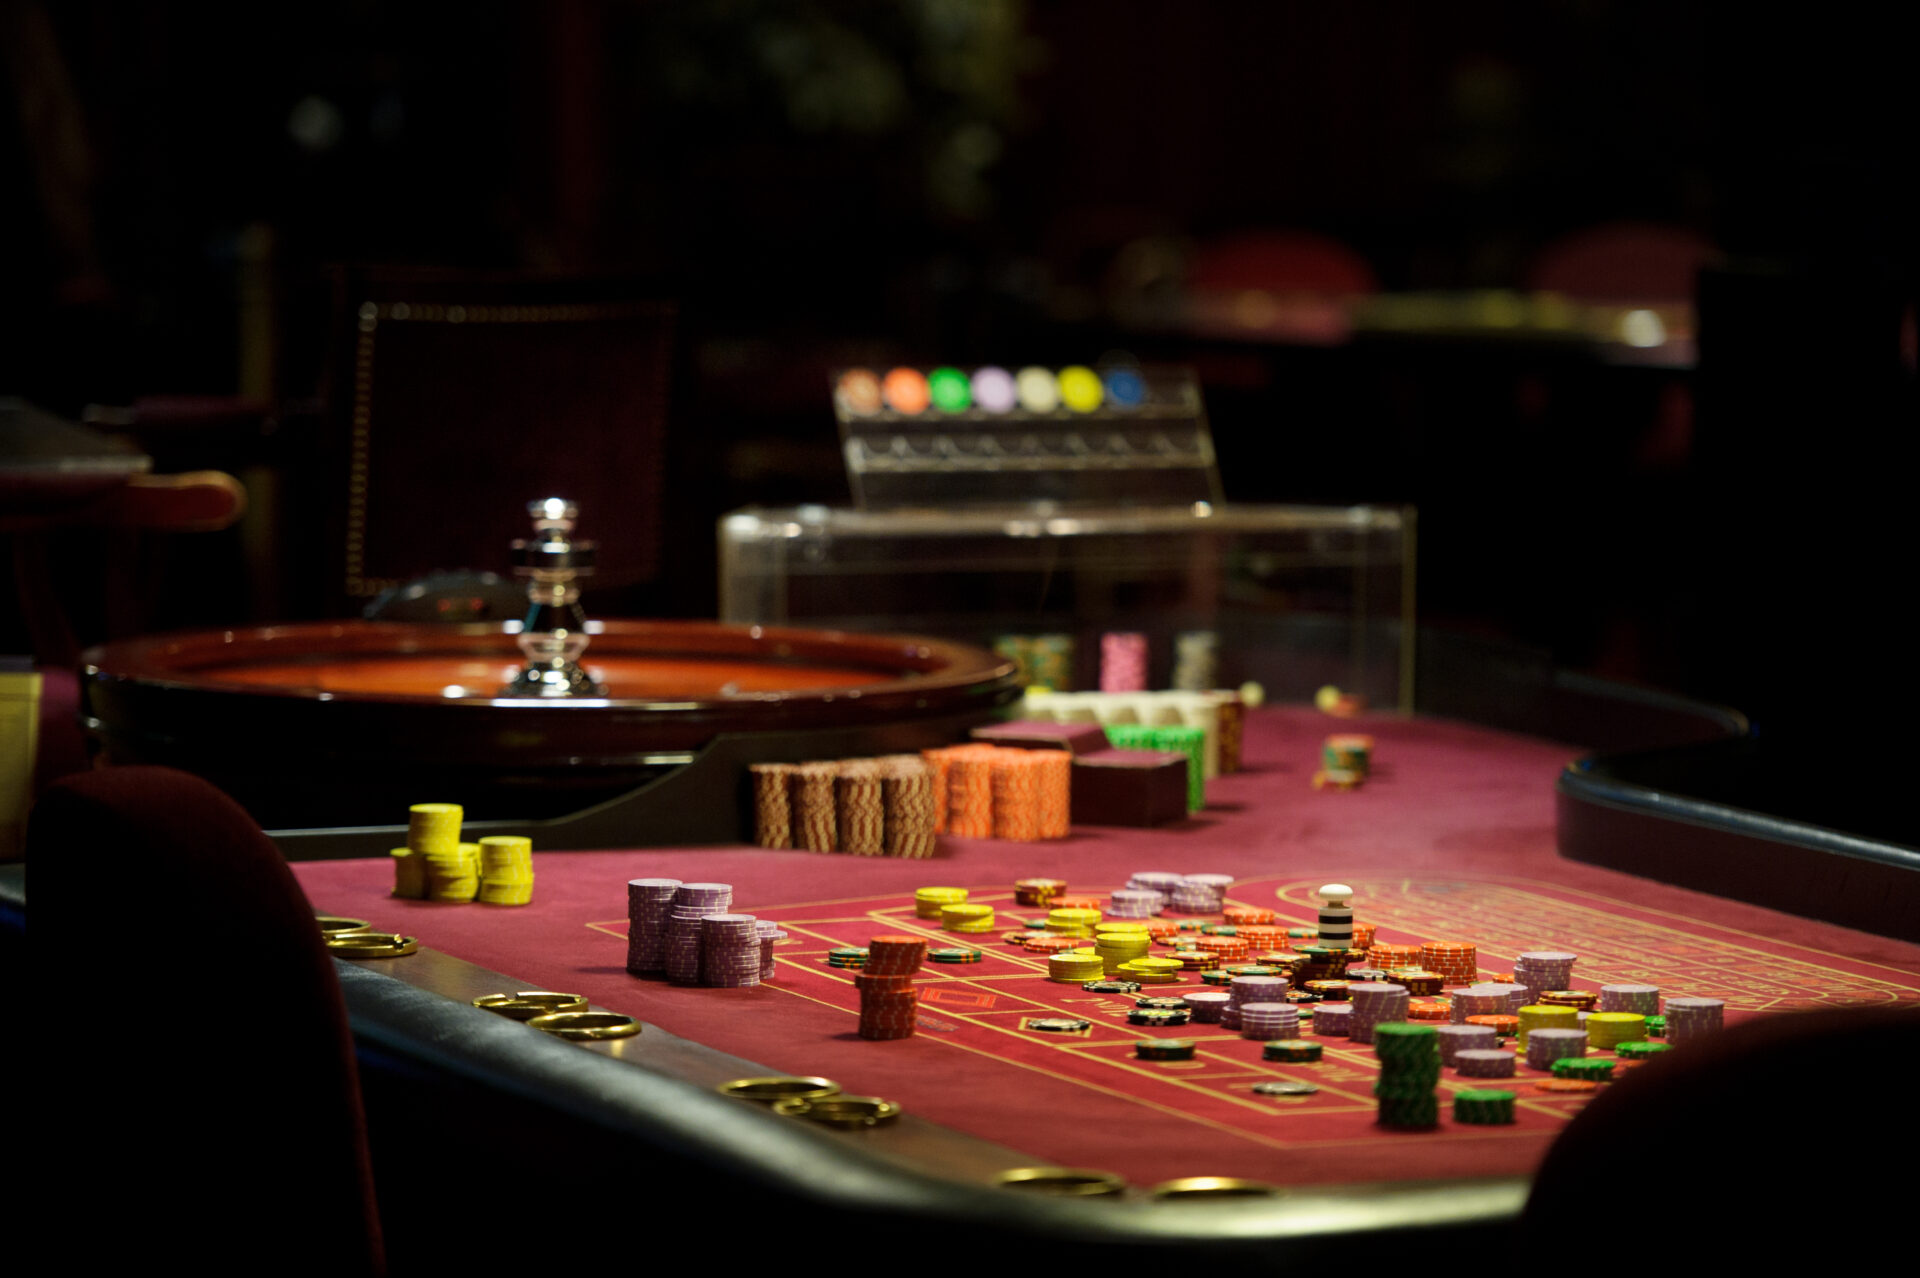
left=26, top=766, right=384, bottom=1271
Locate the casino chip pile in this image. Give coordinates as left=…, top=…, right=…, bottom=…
left=390, top=804, right=535, bottom=906
left=1374, top=1024, right=1442, bottom=1129
left=626, top=880, right=778, bottom=988
left=1313, top=733, right=1374, bottom=792
left=857, top=935, right=927, bottom=1040
left=1021, top=688, right=1248, bottom=778
left=749, top=755, right=939, bottom=856
left=920, top=744, right=1071, bottom=841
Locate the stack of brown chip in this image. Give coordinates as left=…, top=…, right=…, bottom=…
left=835, top=761, right=886, bottom=855
left=791, top=762, right=839, bottom=852
left=881, top=760, right=936, bottom=858
left=748, top=763, right=795, bottom=849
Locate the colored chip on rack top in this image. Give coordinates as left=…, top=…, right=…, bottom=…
left=971, top=365, right=1016, bottom=413
left=1102, top=366, right=1147, bottom=407
left=927, top=366, right=971, bottom=412
left=882, top=367, right=930, bottom=413
left=1057, top=365, right=1104, bottom=412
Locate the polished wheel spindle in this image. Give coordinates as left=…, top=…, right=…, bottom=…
left=504, top=497, right=605, bottom=697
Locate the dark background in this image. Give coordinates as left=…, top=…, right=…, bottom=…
left=3, top=1, right=1914, bottom=743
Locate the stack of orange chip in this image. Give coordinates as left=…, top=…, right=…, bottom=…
left=1223, top=906, right=1277, bottom=925
left=1013, top=877, right=1068, bottom=906
left=857, top=934, right=925, bottom=1040
left=1420, top=941, right=1479, bottom=986
left=944, top=749, right=997, bottom=838
left=1370, top=942, right=1420, bottom=970
left=1353, top=923, right=1377, bottom=951
left=989, top=750, right=1070, bottom=841
left=1236, top=925, right=1288, bottom=948
left=1052, top=894, right=1103, bottom=912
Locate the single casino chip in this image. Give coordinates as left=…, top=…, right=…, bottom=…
left=1102, top=366, right=1147, bottom=407
left=1029, top=1018, right=1093, bottom=1033
left=1015, top=365, right=1061, bottom=412
left=835, top=368, right=884, bottom=415
left=1534, top=1077, right=1600, bottom=1094
left=1135, top=1039, right=1197, bottom=1061
left=1128, top=1008, right=1192, bottom=1027
left=971, top=365, right=1016, bottom=413
left=882, top=366, right=931, bottom=413
left=1135, top=996, right=1191, bottom=1010
left=1057, top=365, right=1104, bottom=412
left=1252, top=1081, right=1318, bottom=1096
left=927, top=366, right=971, bottom=412
left=929, top=947, right=984, bottom=964
left=1263, top=1040, right=1323, bottom=1063
left=1083, top=980, right=1144, bottom=994
left=1615, top=1040, right=1672, bottom=1060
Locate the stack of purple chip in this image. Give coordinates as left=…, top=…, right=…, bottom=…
left=626, top=878, right=684, bottom=975
left=1223, top=974, right=1289, bottom=1031
left=1600, top=983, right=1661, bottom=1015
left=1513, top=951, right=1577, bottom=1001
left=1451, top=984, right=1524, bottom=1024
left=1184, top=990, right=1230, bottom=1023
left=1526, top=1027, right=1587, bottom=1071
left=1455, top=1049, right=1516, bottom=1078
left=1311, top=1002, right=1353, bottom=1035
left=755, top=921, right=786, bottom=981
left=1435, top=1023, right=1499, bottom=1064
left=1168, top=874, right=1231, bottom=914
left=1346, top=982, right=1409, bottom=1044
left=700, top=914, right=762, bottom=988
left=1663, top=996, right=1724, bottom=1044
left=1127, top=872, right=1183, bottom=912
left=664, top=882, right=733, bottom=985
left=1105, top=889, right=1162, bottom=919
left=1239, top=1002, right=1300, bottom=1041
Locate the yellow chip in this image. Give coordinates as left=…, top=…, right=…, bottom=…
left=407, top=802, right=463, bottom=854
left=1057, top=365, right=1104, bottom=413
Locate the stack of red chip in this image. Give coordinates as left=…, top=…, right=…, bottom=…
left=1014, top=877, right=1068, bottom=906
left=1419, top=941, right=1479, bottom=986
left=859, top=934, right=927, bottom=1040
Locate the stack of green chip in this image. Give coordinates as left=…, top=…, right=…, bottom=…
left=1103, top=724, right=1206, bottom=810
left=1551, top=1057, right=1614, bottom=1082
left=1644, top=1014, right=1667, bottom=1038
left=1452, top=1089, right=1517, bottom=1125
left=1373, top=1023, right=1443, bottom=1129
left=827, top=947, right=869, bottom=969
left=1615, top=1040, right=1673, bottom=1060
left=1026, top=635, right=1075, bottom=690
left=1200, top=924, right=1239, bottom=936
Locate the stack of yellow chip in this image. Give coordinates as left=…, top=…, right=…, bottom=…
left=916, top=886, right=967, bottom=919
left=1046, top=906, right=1101, bottom=937
left=1116, top=956, right=1184, bottom=985
left=477, top=834, right=535, bottom=906
left=941, top=902, right=995, bottom=933
left=1048, top=949, right=1106, bottom=983
left=390, top=845, right=428, bottom=899
left=1094, top=930, right=1151, bottom=974
left=1584, top=1011, right=1647, bottom=1050
left=1516, top=1003, right=1580, bottom=1049
left=404, top=803, right=477, bottom=902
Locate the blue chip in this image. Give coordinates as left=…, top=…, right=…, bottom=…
left=1102, top=367, right=1146, bottom=407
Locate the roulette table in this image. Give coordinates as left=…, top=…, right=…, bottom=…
left=252, top=696, right=1920, bottom=1264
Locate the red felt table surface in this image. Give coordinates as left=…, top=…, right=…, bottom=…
left=292, top=707, right=1920, bottom=1189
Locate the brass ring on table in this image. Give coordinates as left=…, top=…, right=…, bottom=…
left=1146, top=1176, right=1283, bottom=1200
left=473, top=992, right=590, bottom=1020
left=316, top=916, right=371, bottom=935
left=771, top=1095, right=900, bottom=1128
left=716, top=1076, right=842, bottom=1104
left=526, top=1011, right=641, bottom=1041
left=993, top=1167, right=1128, bottom=1198
left=325, top=931, right=419, bottom=958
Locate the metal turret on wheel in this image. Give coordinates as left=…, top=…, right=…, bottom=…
left=504, top=497, right=605, bottom=697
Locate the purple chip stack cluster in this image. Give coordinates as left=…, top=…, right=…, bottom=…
left=1238, top=1002, right=1299, bottom=1041
left=700, top=914, right=763, bottom=988
left=664, top=883, right=734, bottom=985
left=1312, top=1002, right=1353, bottom=1035
left=755, top=920, right=786, bottom=981
left=1346, top=982, right=1409, bottom=1044
left=626, top=878, right=683, bottom=975
left=1105, top=889, right=1161, bottom=919
left=1223, top=974, right=1288, bottom=1031
left=1168, top=874, right=1232, bottom=914
left=1434, top=1023, right=1499, bottom=1064
left=1662, top=996, right=1725, bottom=1044
left=1184, top=990, right=1230, bottom=1023
left=1600, top=983, right=1661, bottom=1015
left=1514, top=951, right=1577, bottom=1001
left=1526, top=1027, right=1587, bottom=1071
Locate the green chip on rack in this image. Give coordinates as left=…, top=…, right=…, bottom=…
left=930, top=947, right=984, bottom=964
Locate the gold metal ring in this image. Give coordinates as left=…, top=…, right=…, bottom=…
left=993, top=1167, right=1128, bottom=1197
left=473, top=992, right=590, bottom=1020
left=716, top=1076, right=842, bottom=1104
left=770, top=1095, right=900, bottom=1127
left=315, top=916, right=370, bottom=935
left=526, top=1011, right=641, bottom=1041
left=1146, top=1177, right=1283, bottom=1199
left=325, top=931, right=419, bottom=958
